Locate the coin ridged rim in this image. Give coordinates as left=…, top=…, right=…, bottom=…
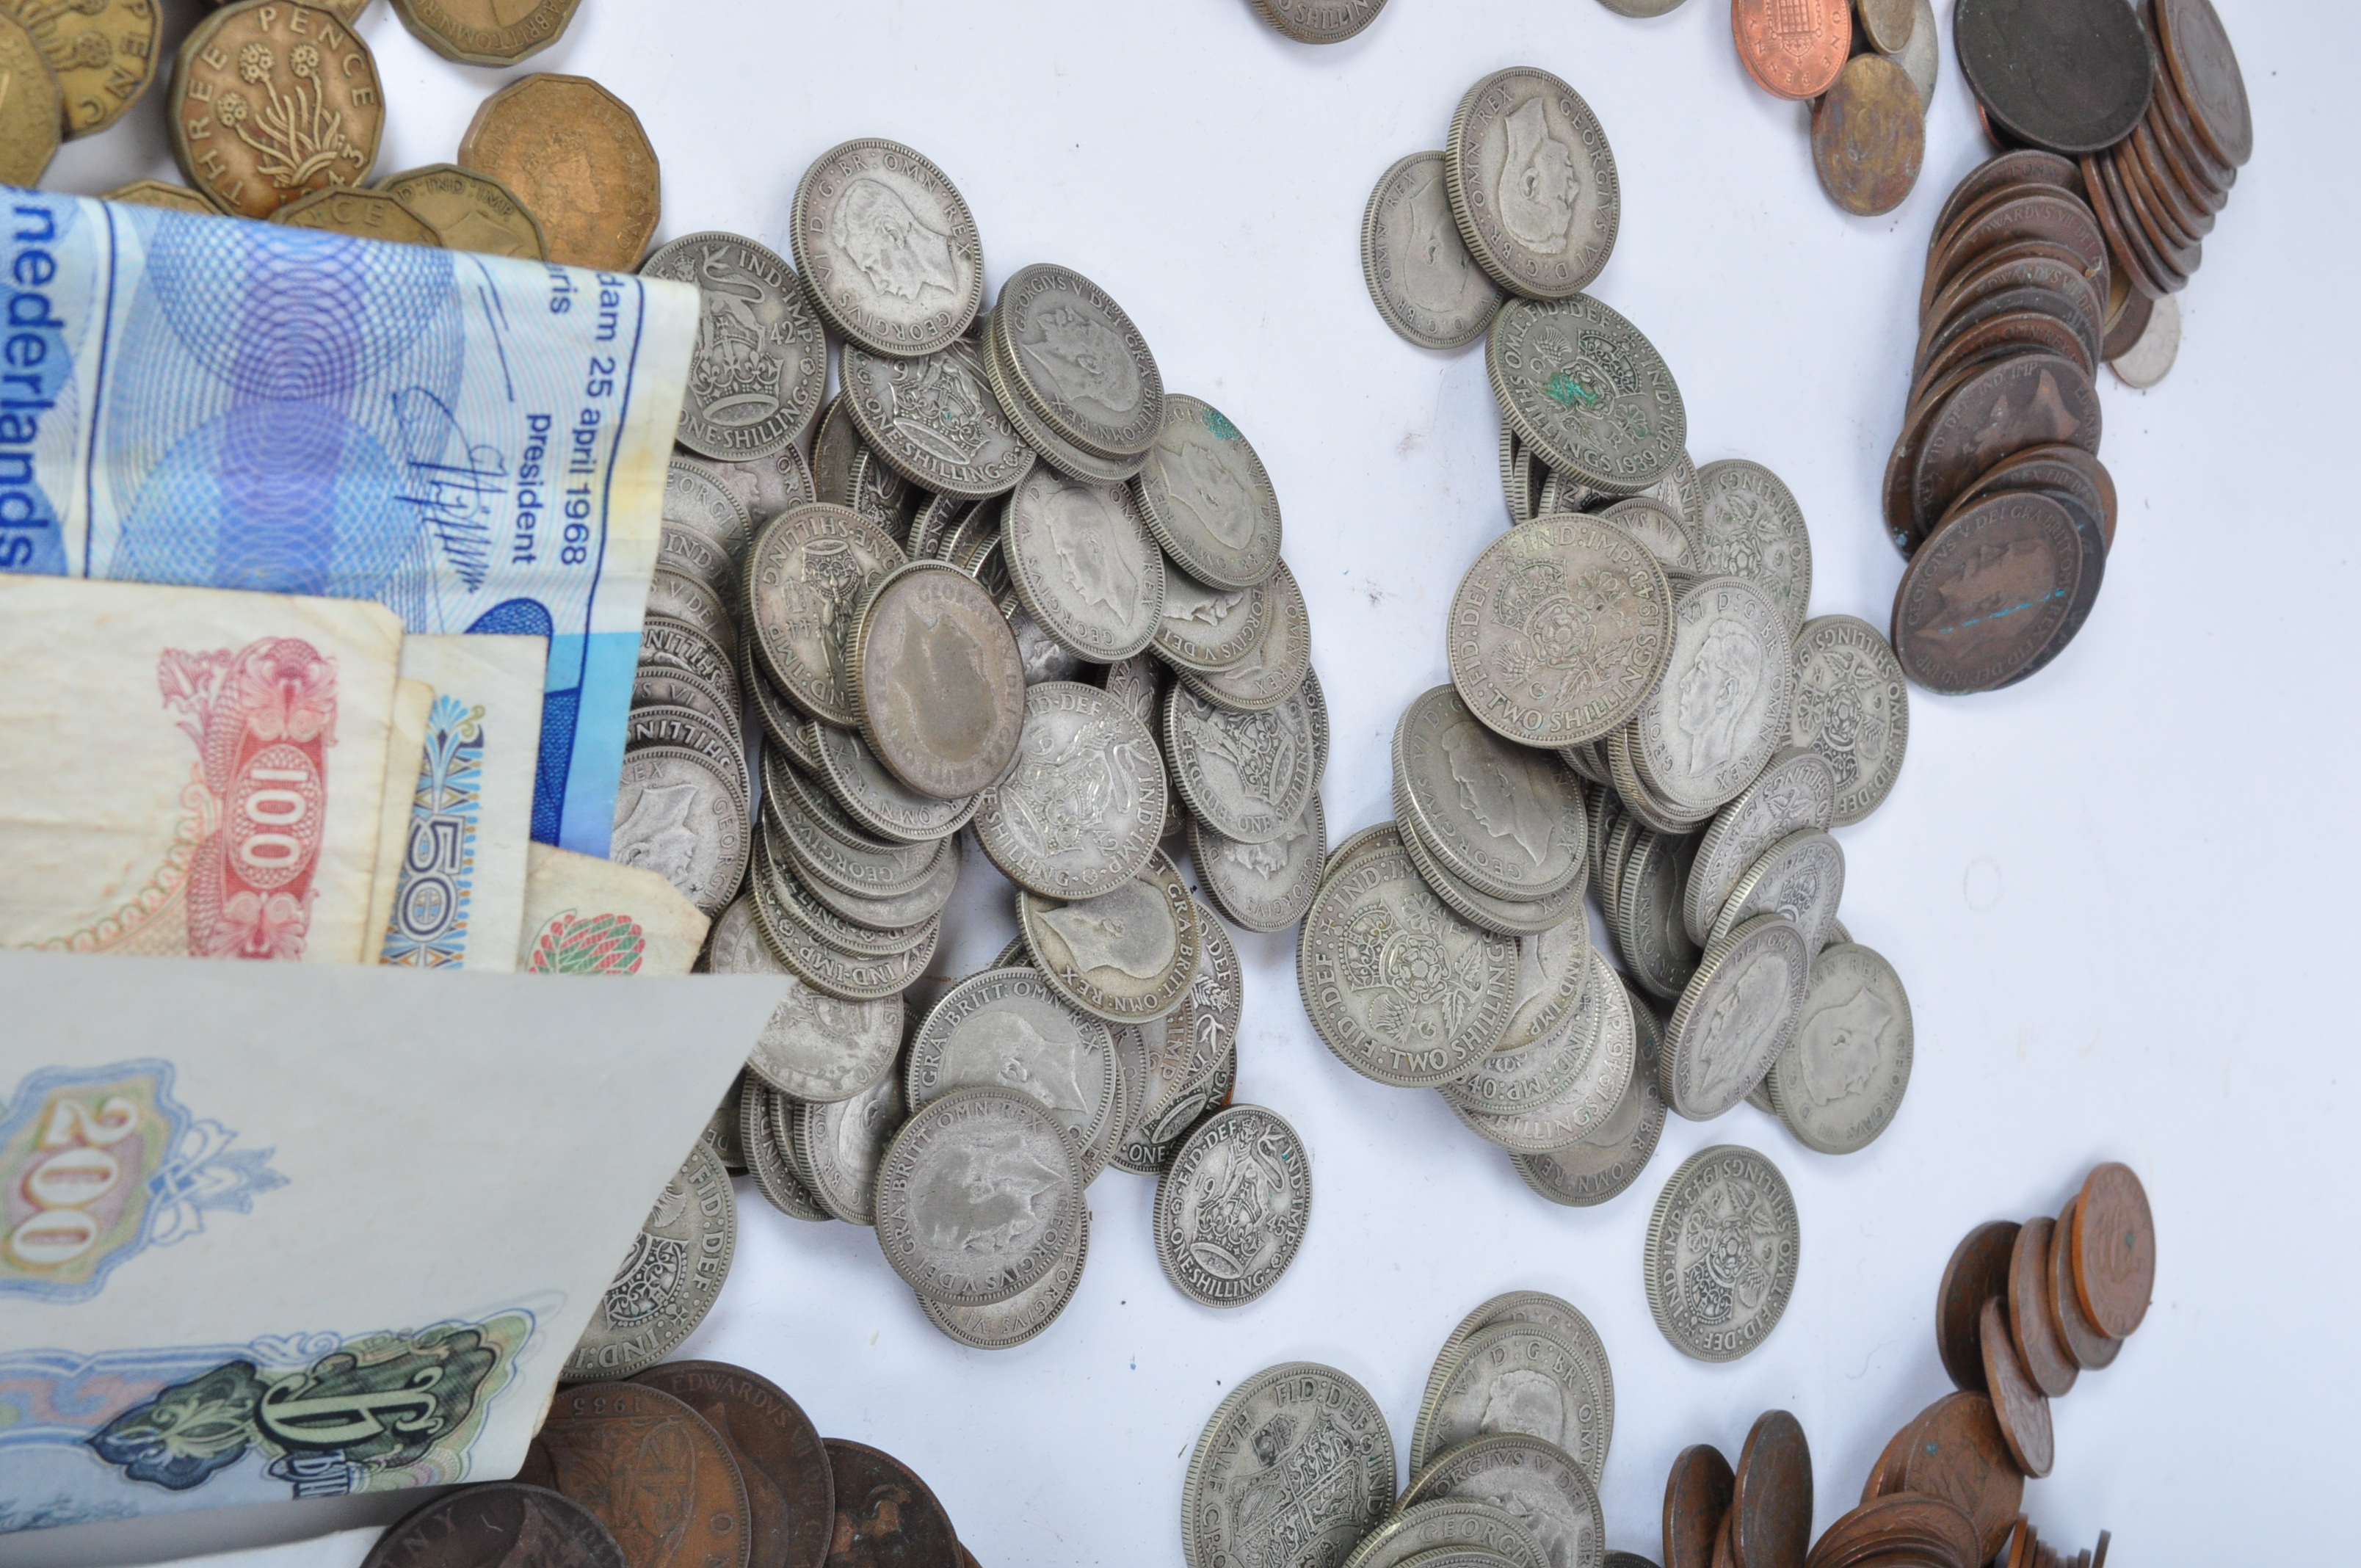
left=744, top=502, right=910, bottom=727
left=1153, top=1103, right=1312, bottom=1307
left=1707, top=827, right=1846, bottom=951
left=565, top=1140, right=735, bottom=1379
left=791, top=138, right=983, bottom=357
left=874, top=1086, right=1084, bottom=1308
left=755, top=821, right=932, bottom=958
left=1661, top=912, right=1812, bottom=1119
left=1399, top=806, right=1586, bottom=937
left=1134, top=393, right=1285, bottom=589
left=982, top=309, right=1147, bottom=484
left=1341, top=1500, right=1548, bottom=1568
left=1175, top=560, right=1313, bottom=712
left=1152, top=568, right=1272, bottom=675
left=1182, top=1362, right=1396, bottom=1568
left=1408, top=1319, right=1603, bottom=1481
left=762, top=749, right=947, bottom=899
left=995, top=263, right=1167, bottom=460
left=1393, top=684, right=1588, bottom=901
left=808, top=722, right=979, bottom=844
left=1439, top=940, right=1602, bottom=1117
left=1446, top=956, right=1633, bottom=1153
left=1018, top=852, right=1202, bottom=1024
left=1614, top=828, right=1702, bottom=1000
left=642, top=231, right=827, bottom=460
left=844, top=558, right=1025, bottom=802
left=1417, top=1292, right=1616, bottom=1483
left=1511, top=1050, right=1667, bottom=1209
left=1446, top=67, right=1622, bottom=300
left=1164, top=680, right=1317, bottom=846
left=1683, top=748, right=1837, bottom=943
left=1189, top=791, right=1330, bottom=934
left=1765, top=941, right=1914, bottom=1154
left=740, top=1081, right=833, bottom=1222
left=749, top=837, right=939, bottom=1002
left=1643, top=1144, right=1800, bottom=1362
left=1001, top=465, right=1167, bottom=663
left=790, top=1074, right=899, bottom=1225
left=1791, top=614, right=1911, bottom=826
left=1486, top=296, right=1684, bottom=494
left=1632, top=576, right=1798, bottom=817
left=839, top=337, right=1038, bottom=500
left=786, top=834, right=958, bottom=933
left=1362, top=152, right=1506, bottom=353
left=922, top=1205, right=1091, bottom=1349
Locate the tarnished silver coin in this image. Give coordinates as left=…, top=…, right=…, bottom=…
left=1765, top=941, right=1912, bottom=1154
left=1193, top=791, right=1329, bottom=933
left=1643, top=1144, right=1800, bottom=1361
left=739, top=1080, right=833, bottom=1222
left=1154, top=1103, right=1311, bottom=1307
left=706, top=893, right=904, bottom=1102
left=664, top=456, right=755, bottom=566
left=841, top=337, right=1037, bottom=500
left=1177, top=561, right=1313, bottom=712
left=565, top=1139, right=736, bottom=1381
left=844, top=443, right=920, bottom=539
left=923, top=1205, right=1090, bottom=1350
left=1134, top=394, right=1284, bottom=589
left=1899, top=0, right=1939, bottom=106
left=1020, top=849, right=1201, bottom=1024
left=1002, top=465, right=1167, bottom=661
left=1250, top=0, right=1388, bottom=43
left=1661, top=914, right=1812, bottom=1121
left=1399, top=811, right=1588, bottom=939
left=1633, top=576, right=1796, bottom=816
left=763, top=749, right=948, bottom=899
left=749, top=834, right=940, bottom=1002
left=1401, top=1433, right=1606, bottom=1568
left=1683, top=748, right=1838, bottom=945
left=1182, top=1362, right=1396, bottom=1568
left=1441, top=936, right=1601, bottom=1117
left=981, top=305, right=1150, bottom=485
left=1488, top=296, right=1684, bottom=495
left=1155, top=566, right=1271, bottom=675
left=1627, top=446, right=1704, bottom=529
left=611, top=747, right=747, bottom=918
left=634, top=664, right=741, bottom=741
left=657, top=520, right=739, bottom=602
left=1298, top=825, right=1517, bottom=1087
left=846, top=559, right=1026, bottom=799
left=642, top=616, right=740, bottom=701
left=906, top=966, right=1124, bottom=1178
left=1166, top=680, right=1317, bottom=846
left=792, top=823, right=961, bottom=932
left=792, top=139, right=984, bottom=357
left=808, top=719, right=979, bottom=843
left=642, top=231, right=827, bottom=460
left=812, top=395, right=862, bottom=509
left=1504, top=428, right=1539, bottom=524
left=1446, top=515, right=1674, bottom=747
left=1006, top=600, right=1085, bottom=686
left=1411, top=1322, right=1606, bottom=1483
left=996, top=264, right=1166, bottom=461
left=790, top=1070, right=904, bottom=1225
left=1491, top=919, right=1597, bottom=1065
left=1614, top=828, right=1701, bottom=1000
left=683, top=446, right=818, bottom=529
left=646, top=569, right=739, bottom=658
left=1447, top=68, right=1620, bottom=300
left=1434, top=1293, right=1614, bottom=1478
left=1790, top=614, right=1909, bottom=826
left=1342, top=1500, right=1546, bottom=1568
left=1363, top=151, right=1507, bottom=352
left=1113, top=903, right=1241, bottom=1168
left=702, top=1074, right=748, bottom=1174
left=755, top=821, right=935, bottom=959
left=1708, top=829, right=1845, bottom=953
left=1595, top=496, right=1697, bottom=570
left=1513, top=981, right=1667, bottom=1208
left=1448, top=953, right=1633, bottom=1152
left=907, top=490, right=969, bottom=560
left=1102, top=650, right=1165, bottom=725
left=623, top=703, right=746, bottom=799
left=1693, top=460, right=1813, bottom=638
left=746, top=503, right=910, bottom=728
left=973, top=680, right=1167, bottom=899
left=1394, top=685, right=1588, bottom=902
left=874, top=1086, right=1084, bottom=1308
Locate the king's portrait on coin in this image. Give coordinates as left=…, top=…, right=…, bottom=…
left=1675, top=614, right=1774, bottom=780
left=1498, top=98, right=1583, bottom=255
left=831, top=176, right=960, bottom=305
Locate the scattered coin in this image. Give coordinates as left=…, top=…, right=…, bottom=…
left=874, top=1085, right=1084, bottom=1307
left=1020, top=849, right=1200, bottom=1023
left=1402, top=1432, right=1606, bottom=1568
left=995, top=262, right=1166, bottom=462
left=1192, top=790, right=1330, bottom=932
left=563, top=1139, right=736, bottom=1381
left=1978, top=1296, right=2054, bottom=1477
left=1902, top=1390, right=2026, bottom=1556
left=460, top=74, right=659, bottom=272
left=1342, top=1500, right=1547, bottom=1568
left=849, top=560, right=1027, bottom=799
left=792, top=139, right=983, bottom=357
left=1134, top=394, right=1285, bottom=590
left=0, top=18, right=58, bottom=188
left=1446, top=68, right=1620, bottom=300
left=391, top=0, right=581, bottom=66
left=1890, top=490, right=2089, bottom=694
left=1662, top=1443, right=1734, bottom=1568
left=273, top=186, right=441, bottom=246
left=1167, top=678, right=1318, bottom=845
left=824, top=1440, right=963, bottom=1568
left=791, top=1069, right=903, bottom=1225
left=1512, top=978, right=1668, bottom=1206
left=1955, top=0, right=2154, bottom=154
left=173, top=2, right=382, bottom=219
left=99, top=179, right=217, bottom=213
left=2046, top=1194, right=2123, bottom=1371
left=2108, top=292, right=2180, bottom=388
left=2070, top=1161, right=2155, bottom=1338
left=1153, top=1103, right=1311, bottom=1306
left=924, top=1204, right=1092, bottom=1350
left=1764, top=940, right=1911, bottom=1154
left=1413, top=1321, right=1607, bottom=1481
left=1002, top=463, right=1167, bottom=661
left=1643, top=1144, right=1799, bottom=1361
left=1730, top=1410, right=1811, bottom=1568
left=1362, top=152, right=1508, bottom=352
left=1183, top=1362, right=1397, bottom=1568
left=1661, top=914, right=1810, bottom=1120
left=377, top=163, right=546, bottom=258
left=1489, top=296, right=1686, bottom=495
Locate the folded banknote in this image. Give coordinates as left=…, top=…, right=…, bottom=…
left=0, top=189, right=697, bottom=857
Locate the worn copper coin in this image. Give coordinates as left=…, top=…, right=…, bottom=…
left=1922, top=190, right=2107, bottom=313
left=391, top=0, right=580, bottom=67
left=1955, top=0, right=2154, bottom=153
left=460, top=74, right=659, bottom=272
left=173, top=2, right=382, bottom=219
left=1898, top=1390, right=2024, bottom=1561
left=1931, top=150, right=2081, bottom=242
left=1663, top=1443, right=1733, bottom=1568
left=2006, top=1217, right=2081, bottom=1397
left=1910, top=352, right=2101, bottom=529
left=637, top=1361, right=835, bottom=1568
left=362, top=1485, right=625, bottom=1568
left=1733, top=0, right=1850, bottom=99
left=822, top=1441, right=960, bottom=1568
left=1860, top=1412, right=1923, bottom=1503
left=2151, top=0, right=2251, bottom=169
left=1731, top=1410, right=1811, bottom=1568
left=1892, top=490, right=2084, bottom=694
left=2046, top=1195, right=2124, bottom=1368
left=1935, top=1219, right=2020, bottom=1392
left=1808, top=1495, right=1981, bottom=1568
left=1813, top=56, right=1925, bottom=217
left=2072, top=1161, right=2155, bottom=1338
left=537, top=1383, right=753, bottom=1568
left=1979, top=1297, right=2054, bottom=1478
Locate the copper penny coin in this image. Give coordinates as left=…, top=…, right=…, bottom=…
left=1663, top=1442, right=1736, bottom=1568
left=2045, top=1196, right=2125, bottom=1368
left=2139, top=8, right=2237, bottom=194
left=1733, top=0, right=1851, bottom=100
left=1919, top=241, right=2105, bottom=363
left=2006, top=1219, right=2081, bottom=1397
left=1899, top=1390, right=2025, bottom=1561
left=1711, top=1510, right=1735, bottom=1568
left=1918, top=302, right=2097, bottom=395
left=1921, top=189, right=2107, bottom=310
left=636, top=1361, right=835, bottom=1568
left=1947, top=444, right=2116, bottom=555
left=1931, top=151, right=2081, bottom=242
left=1910, top=352, right=2100, bottom=528
left=2099, top=285, right=2154, bottom=362
left=1730, top=1410, right=1812, bottom=1568
left=823, top=1440, right=959, bottom=1568
left=1811, top=1494, right=1982, bottom=1568
left=1954, top=0, right=2154, bottom=153
left=1860, top=1413, right=1923, bottom=1504
left=1812, top=55, right=1924, bottom=217
left=538, top=1383, right=754, bottom=1568
left=1979, top=1297, right=2055, bottom=1478
left=362, top=1485, right=626, bottom=1568
left=2125, top=123, right=2215, bottom=239
left=2111, top=144, right=2204, bottom=272
left=2114, top=137, right=2202, bottom=253
left=2150, top=0, right=2252, bottom=169
left=2072, top=1162, right=2155, bottom=1338
left=1894, top=490, right=2089, bottom=693
left=2087, top=156, right=2185, bottom=299
left=1934, top=1220, right=2019, bottom=1391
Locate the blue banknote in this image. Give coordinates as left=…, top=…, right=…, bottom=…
left=0, top=189, right=697, bottom=857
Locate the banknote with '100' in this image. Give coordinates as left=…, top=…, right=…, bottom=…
left=0, top=190, right=699, bottom=857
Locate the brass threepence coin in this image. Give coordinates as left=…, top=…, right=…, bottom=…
left=0, top=12, right=57, bottom=188
left=1644, top=1144, right=1799, bottom=1362
left=1732, top=0, right=1850, bottom=99
left=100, top=180, right=217, bottom=213
left=377, top=164, right=546, bottom=258
left=537, top=1384, right=752, bottom=1568
left=1362, top=151, right=1506, bottom=352
left=363, top=1486, right=625, bottom=1568
left=274, top=187, right=441, bottom=246
left=173, top=2, right=382, bottom=219
left=5, top=0, right=154, bottom=140
left=391, top=0, right=581, bottom=67
left=635, top=1361, right=835, bottom=1568
left=1954, top=0, right=2154, bottom=153
left=1444, top=67, right=1620, bottom=300
left=460, top=74, right=659, bottom=272
left=1183, top=1362, right=1396, bottom=1568
left=1813, top=54, right=1925, bottom=217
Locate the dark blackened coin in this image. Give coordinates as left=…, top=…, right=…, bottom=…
left=824, top=1440, right=961, bottom=1568
left=1956, top=0, right=2154, bottom=153
left=362, top=1486, right=625, bottom=1568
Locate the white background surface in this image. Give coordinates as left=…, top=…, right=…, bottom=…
left=9, top=0, right=2342, bottom=1564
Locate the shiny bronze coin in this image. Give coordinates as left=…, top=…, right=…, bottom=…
left=1893, top=490, right=2088, bottom=693
left=1733, top=0, right=1851, bottom=100
left=1934, top=1220, right=2019, bottom=1392
left=1910, top=352, right=2100, bottom=527
left=2046, top=1196, right=2125, bottom=1369
left=636, top=1361, right=835, bottom=1568
left=2006, top=1218, right=2080, bottom=1397
left=1947, top=443, right=2116, bottom=555
left=1859, top=1413, right=1922, bottom=1504
left=1978, top=1297, right=2055, bottom=1478
left=1918, top=301, right=2097, bottom=396
left=1805, top=1495, right=1981, bottom=1568
left=823, top=1441, right=959, bottom=1568
left=1922, top=189, right=2107, bottom=314
left=2099, top=284, right=2153, bottom=361
left=1954, top=0, right=2154, bottom=153
left=1664, top=1442, right=1736, bottom=1568
left=2072, top=1161, right=2155, bottom=1338
left=538, top=1384, right=754, bottom=1568
left=362, top=1485, right=627, bottom=1568
left=1931, top=150, right=2082, bottom=241
left=1813, top=56, right=1924, bottom=217
left=460, top=73, right=660, bottom=272
left=1730, top=1410, right=1811, bottom=1568
left=1898, top=1391, right=2023, bottom=1561
left=2150, top=0, right=2251, bottom=168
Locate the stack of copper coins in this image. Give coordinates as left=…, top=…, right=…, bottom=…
left=1881, top=152, right=2116, bottom=694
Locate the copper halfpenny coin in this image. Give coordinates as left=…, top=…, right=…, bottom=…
left=2071, top=1161, right=2155, bottom=1338
left=1664, top=1442, right=1736, bottom=1568
left=823, top=1440, right=960, bottom=1568
left=636, top=1360, right=835, bottom=1568
left=1934, top=1220, right=2020, bottom=1391
left=1979, top=1296, right=2056, bottom=1478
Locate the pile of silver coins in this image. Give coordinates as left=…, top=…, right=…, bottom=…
left=1183, top=1291, right=1614, bottom=1568
left=1326, top=67, right=1919, bottom=1210
left=606, top=136, right=1327, bottom=1358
